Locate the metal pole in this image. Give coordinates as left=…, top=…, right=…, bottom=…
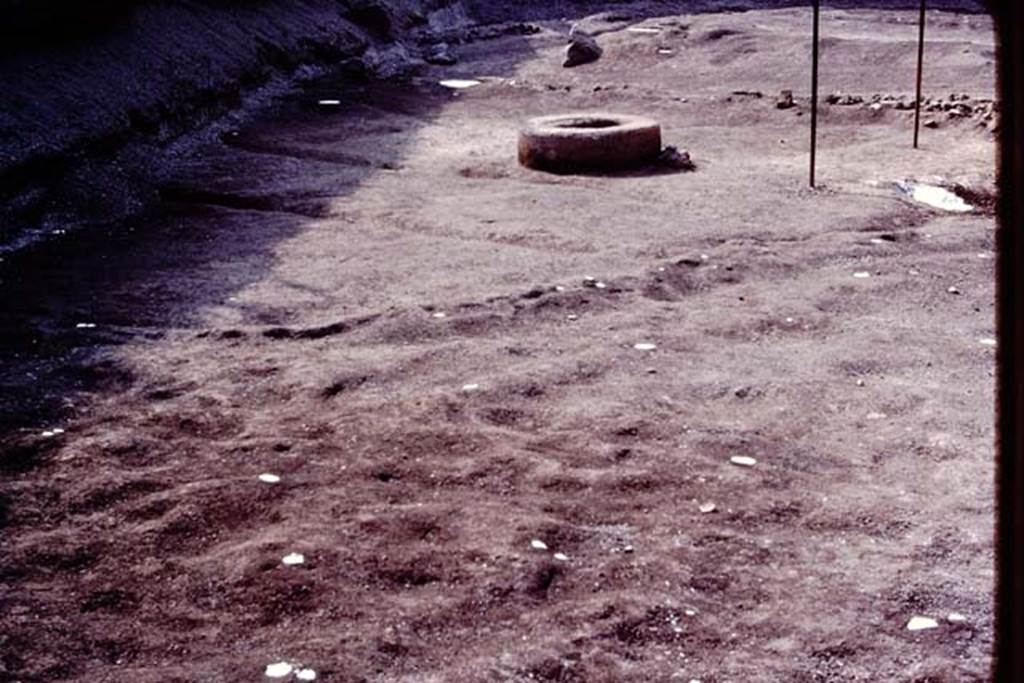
left=810, top=0, right=820, bottom=187
left=913, top=0, right=926, bottom=148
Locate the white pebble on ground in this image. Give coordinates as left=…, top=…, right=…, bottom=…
left=282, top=553, right=305, bottom=566
left=906, top=616, right=940, bottom=631
left=265, top=662, right=293, bottom=678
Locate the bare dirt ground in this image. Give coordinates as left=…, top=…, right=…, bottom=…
left=0, top=5, right=998, bottom=682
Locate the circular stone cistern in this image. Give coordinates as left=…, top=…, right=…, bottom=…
left=518, top=113, right=662, bottom=172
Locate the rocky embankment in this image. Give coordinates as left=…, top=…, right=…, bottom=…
left=0, top=0, right=479, bottom=253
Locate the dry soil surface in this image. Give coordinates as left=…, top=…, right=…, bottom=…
left=0, top=5, right=998, bottom=682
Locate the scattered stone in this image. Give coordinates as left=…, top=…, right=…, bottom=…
left=906, top=616, right=940, bottom=631
left=948, top=286, right=961, bottom=295
left=425, top=43, right=457, bottom=66
left=258, top=473, right=281, bottom=484
left=699, top=502, right=718, bottom=514
left=531, top=539, right=548, bottom=550
left=363, top=43, right=422, bottom=80
left=656, top=146, right=695, bottom=171
left=265, top=662, right=294, bottom=678
left=282, top=553, right=305, bottom=566
left=734, top=386, right=751, bottom=398
left=553, top=552, right=570, bottom=562
left=623, top=544, right=635, bottom=553
left=856, top=379, right=866, bottom=387
left=567, top=314, right=579, bottom=321
left=564, top=32, right=603, bottom=68
left=924, top=119, right=939, bottom=128
left=730, top=456, right=757, bottom=467
left=684, top=608, right=697, bottom=616
left=776, top=89, right=795, bottom=109
left=634, top=343, right=657, bottom=351
left=439, top=79, right=481, bottom=89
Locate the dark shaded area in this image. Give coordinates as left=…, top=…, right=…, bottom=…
left=992, top=0, right=1024, bottom=680
left=0, top=43, right=541, bottom=487
left=0, top=0, right=139, bottom=52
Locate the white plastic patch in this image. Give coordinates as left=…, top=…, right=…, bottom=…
left=531, top=539, right=548, bottom=550
left=439, top=79, right=482, bottom=89
left=730, top=456, right=757, bottom=467
left=898, top=182, right=972, bottom=212
left=296, top=669, right=318, bottom=681
left=634, top=343, right=657, bottom=351
left=258, top=474, right=281, bottom=484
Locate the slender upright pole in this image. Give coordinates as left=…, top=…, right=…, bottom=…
left=913, top=0, right=926, bottom=148
left=810, top=0, right=820, bottom=187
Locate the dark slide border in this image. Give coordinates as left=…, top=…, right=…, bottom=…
left=994, top=0, right=1022, bottom=680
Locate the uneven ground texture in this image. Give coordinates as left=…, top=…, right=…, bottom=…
left=0, top=6, right=997, bottom=682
